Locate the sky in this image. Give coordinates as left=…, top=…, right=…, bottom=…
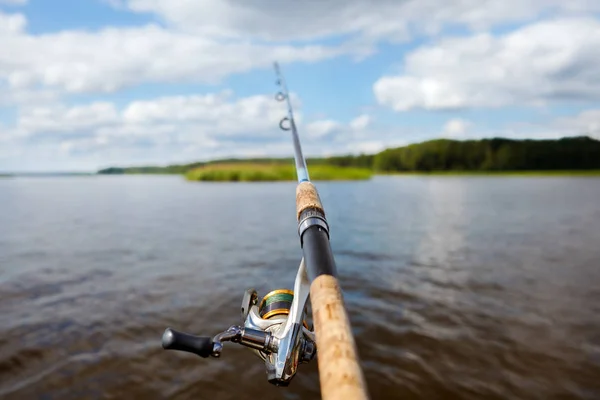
left=1, top=0, right=600, bottom=172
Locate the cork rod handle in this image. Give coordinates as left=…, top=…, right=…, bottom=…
left=296, top=181, right=369, bottom=400
left=310, top=275, right=369, bottom=400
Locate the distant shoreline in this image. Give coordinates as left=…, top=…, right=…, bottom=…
left=96, top=136, right=600, bottom=178
left=379, top=170, right=600, bottom=177
left=0, top=172, right=94, bottom=177
left=5, top=136, right=600, bottom=179
left=4, top=170, right=600, bottom=179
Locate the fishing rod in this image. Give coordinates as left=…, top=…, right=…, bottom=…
left=161, top=62, right=369, bottom=400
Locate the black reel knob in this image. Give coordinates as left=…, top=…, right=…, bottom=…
left=162, top=328, right=214, bottom=358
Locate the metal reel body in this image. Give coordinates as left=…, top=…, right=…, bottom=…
left=241, top=259, right=316, bottom=385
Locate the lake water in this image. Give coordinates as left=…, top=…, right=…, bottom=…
left=1, top=175, right=599, bottom=399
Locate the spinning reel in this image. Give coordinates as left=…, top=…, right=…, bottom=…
left=162, top=259, right=316, bottom=386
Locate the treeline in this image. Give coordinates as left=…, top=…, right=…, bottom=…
left=98, top=136, right=600, bottom=174
left=373, top=136, right=600, bottom=171
left=307, top=136, right=600, bottom=171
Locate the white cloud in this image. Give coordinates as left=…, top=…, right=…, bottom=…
left=349, top=114, right=370, bottom=130
left=436, top=110, right=600, bottom=141
left=1, top=91, right=385, bottom=169
left=374, top=18, right=600, bottom=111
left=0, top=11, right=26, bottom=34
left=0, top=86, right=59, bottom=107
left=1, top=2, right=599, bottom=105
left=18, top=102, right=120, bottom=135
left=442, top=118, right=472, bottom=138
left=306, top=120, right=341, bottom=139
left=0, top=123, right=8, bottom=142
left=14, top=91, right=286, bottom=141
left=344, top=140, right=387, bottom=155
left=2, top=92, right=295, bottom=165
left=303, top=113, right=395, bottom=156
left=0, top=12, right=356, bottom=99
left=302, top=114, right=372, bottom=143
left=117, top=0, right=600, bottom=42
left=306, top=113, right=377, bottom=143
left=553, top=109, right=600, bottom=139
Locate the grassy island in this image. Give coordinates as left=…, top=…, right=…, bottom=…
left=185, top=163, right=372, bottom=182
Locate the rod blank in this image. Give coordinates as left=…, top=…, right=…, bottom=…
left=275, top=61, right=370, bottom=399
left=274, top=62, right=310, bottom=183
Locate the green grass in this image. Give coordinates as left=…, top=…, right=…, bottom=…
left=185, top=163, right=372, bottom=182
left=379, top=170, right=600, bottom=177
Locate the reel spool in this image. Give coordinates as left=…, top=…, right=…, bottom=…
left=258, top=289, right=310, bottom=330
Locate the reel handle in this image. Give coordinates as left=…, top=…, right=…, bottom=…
left=162, top=328, right=215, bottom=358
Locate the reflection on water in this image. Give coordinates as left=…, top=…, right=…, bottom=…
left=1, top=175, right=600, bottom=399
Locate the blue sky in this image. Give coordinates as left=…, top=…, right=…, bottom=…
left=1, top=0, right=599, bottom=171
